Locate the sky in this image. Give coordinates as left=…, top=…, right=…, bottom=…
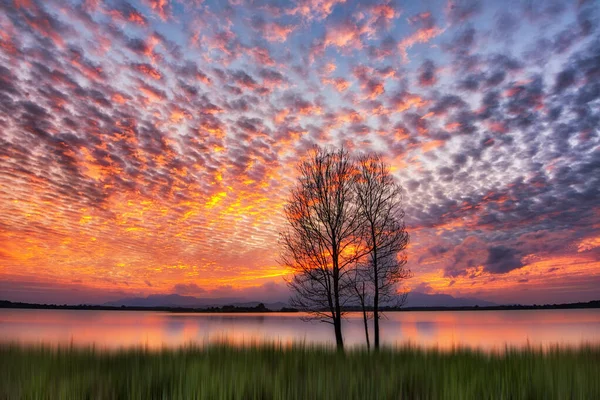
left=0, top=0, right=599, bottom=306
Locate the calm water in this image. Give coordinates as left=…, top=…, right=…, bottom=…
left=1, top=309, right=599, bottom=351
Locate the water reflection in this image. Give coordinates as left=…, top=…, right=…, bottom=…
left=415, top=321, right=436, bottom=338
left=0, top=309, right=598, bottom=351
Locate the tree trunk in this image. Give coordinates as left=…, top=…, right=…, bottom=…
left=334, top=315, right=344, bottom=350
left=333, top=254, right=344, bottom=350
left=373, top=295, right=379, bottom=349
left=372, top=227, right=380, bottom=349
left=362, top=308, right=370, bottom=350
left=358, top=282, right=370, bottom=350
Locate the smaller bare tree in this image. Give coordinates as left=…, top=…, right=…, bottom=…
left=353, top=154, right=410, bottom=349
left=350, top=264, right=372, bottom=349
left=280, top=147, right=366, bottom=350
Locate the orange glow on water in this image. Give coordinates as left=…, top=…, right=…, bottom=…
left=1, top=309, right=598, bottom=351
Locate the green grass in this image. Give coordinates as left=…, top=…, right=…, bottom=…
left=1, top=344, right=598, bottom=399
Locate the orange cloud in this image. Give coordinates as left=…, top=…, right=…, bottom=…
left=288, top=0, right=347, bottom=20
left=145, top=0, right=171, bottom=20
left=132, top=63, right=162, bottom=80
left=323, top=77, right=351, bottom=92
left=324, top=20, right=368, bottom=49
left=398, top=12, right=445, bottom=62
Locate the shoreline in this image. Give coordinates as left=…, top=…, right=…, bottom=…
left=1, top=299, right=599, bottom=313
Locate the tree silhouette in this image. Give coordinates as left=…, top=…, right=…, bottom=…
left=352, top=154, right=410, bottom=349
left=280, top=147, right=366, bottom=350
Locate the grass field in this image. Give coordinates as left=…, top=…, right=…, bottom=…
left=1, top=343, right=598, bottom=399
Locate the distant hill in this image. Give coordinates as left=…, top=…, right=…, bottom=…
left=104, top=294, right=288, bottom=311
left=404, top=292, right=497, bottom=308
left=103, top=292, right=494, bottom=310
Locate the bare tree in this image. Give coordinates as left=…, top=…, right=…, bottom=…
left=353, top=154, right=410, bottom=349
left=350, top=264, right=371, bottom=349
left=280, top=147, right=366, bottom=350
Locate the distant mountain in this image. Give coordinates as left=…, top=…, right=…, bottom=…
left=104, top=292, right=494, bottom=310
left=103, top=294, right=288, bottom=311
left=404, top=292, right=497, bottom=308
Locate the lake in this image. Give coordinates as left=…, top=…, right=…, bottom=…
left=1, top=309, right=599, bottom=351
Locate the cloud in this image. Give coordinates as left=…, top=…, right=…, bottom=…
left=484, top=246, right=524, bottom=274
left=250, top=15, right=295, bottom=42
left=324, top=19, right=368, bottom=49
left=412, top=282, right=434, bottom=294
left=418, top=59, right=436, bottom=86
left=106, top=1, right=148, bottom=26
left=287, top=0, right=347, bottom=20
left=399, top=11, right=445, bottom=62
left=132, top=63, right=163, bottom=80
left=445, top=0, right=482, bottom=25
left=144, top=0, right=172, bottom=21
left=172, top=283, right=206, bottom=295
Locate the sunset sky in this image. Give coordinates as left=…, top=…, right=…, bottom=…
left=0, top=0, right=598, bottom=305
